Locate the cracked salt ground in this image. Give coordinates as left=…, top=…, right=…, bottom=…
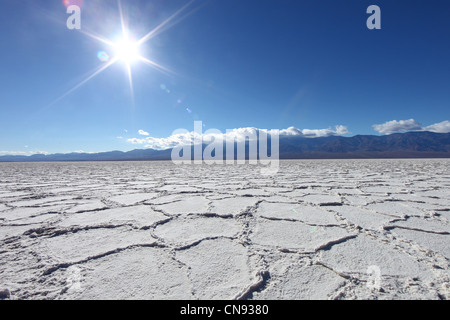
left=175, top=238, right=253, bottom=300
left=250, top=219, right=355, bottom=252
left=154, top=196, right=210, bottom=216
left=366, top=202, right=425, bottom=218
left=255, top=202, right=341, bottom=225
left=153, top=216, right=241, bottom=246
left=0, top=207, right=63, bottom=222
left=301, top=194, right=343, bottom=206
left=252, top=256, right=347, bottom=300
left=0, top=159, right=449, bottom=300
left=57, top=205, right=167, bottom=229
left=108, top=193, right=159, bottom=206
left=207, top=197, right=259, bottom=217
left=37, top=226, right=157, bottom=264
left=324, top=205, right=394, bottom=231
left=54, top=247, right=194, bottom=300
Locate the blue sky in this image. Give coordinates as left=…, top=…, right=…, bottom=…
left=0, top=0, right=449, bottom=155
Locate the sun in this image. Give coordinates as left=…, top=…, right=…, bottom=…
left=114, top=38, right=140, bottom=64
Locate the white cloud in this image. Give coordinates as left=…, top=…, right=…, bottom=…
left=278, top=125, right=349, bottom=137
left=372, top=119, right=422, bottom=134
left=0, top=151, right=28, bottom=156
left=0, top=150, right=49, bottom=156
left=300, top=125, right=349, bottom=138
left=335, top=125, right=350, bottom=135
left=278, top=127, right=302, bottom=136
left=424, top=120, right=450, bottom=133
left=127, top=125, right=349, bottom=150
left=138, top=130, right=149, bottom=136
left=373, top=119, right=450, bottom=134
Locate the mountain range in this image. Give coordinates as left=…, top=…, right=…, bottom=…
left=1, top=131, right=450, bottom=162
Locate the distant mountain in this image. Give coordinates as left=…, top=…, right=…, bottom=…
left=278, top=131, right=450, bottom=159
left=0, top=149, right=173, bottom=162
left=1, top=131, right=450, bottom=162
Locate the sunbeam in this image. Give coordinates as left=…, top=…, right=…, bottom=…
left=139, top=56, right=176, bottom=76
left=79, top=28, right=115, bottom=47
left=125, top=61, right=135, bottom=107
left=136, top=0, right=196, bottom=46
left=47, top=57, right=118, bottom=109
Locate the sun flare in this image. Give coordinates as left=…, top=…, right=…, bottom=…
left=48, top=0, right=195, bottom=108
left=114, top=38, right=140, bottom=64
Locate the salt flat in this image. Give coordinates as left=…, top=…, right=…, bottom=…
left=0, top=159, right=449, bottom=300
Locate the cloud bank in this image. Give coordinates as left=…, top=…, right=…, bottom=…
left=424, top=120, right=450, bottom=133
left=373, top=119, right=450, bottom=134
left=128, top=125, right=350, bottom=150
left=279, top=125, right=349, bottom=138
left=372, top=119, right=422, bottom=134
left=0, top=150, right=49, bottom=156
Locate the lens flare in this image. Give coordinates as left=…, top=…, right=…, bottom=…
left=97, top=51, right=110, bottom=62
left=63, top=0, right=84, bottom=8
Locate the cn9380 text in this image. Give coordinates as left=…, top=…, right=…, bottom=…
left=224, top=304, right=269, bottom=315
